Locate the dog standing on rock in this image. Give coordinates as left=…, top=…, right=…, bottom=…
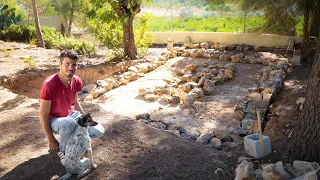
left=58, top=113, right=98, bottom=180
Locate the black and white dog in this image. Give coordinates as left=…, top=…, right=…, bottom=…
left=58, top=113, right=98, bottom=180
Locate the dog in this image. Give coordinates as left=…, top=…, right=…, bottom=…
left=58, top=113, right=98, bottom=180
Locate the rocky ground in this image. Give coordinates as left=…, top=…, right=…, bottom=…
left=0, top=41, right=315, bottom=180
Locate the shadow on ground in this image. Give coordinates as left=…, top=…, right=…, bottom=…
left=1, top=120, right=235, bottom=180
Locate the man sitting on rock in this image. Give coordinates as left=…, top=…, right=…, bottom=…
left=39, top=49, right=105, bottom=165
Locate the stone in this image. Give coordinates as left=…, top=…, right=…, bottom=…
left=184, top=42, right=194, bottom=49
left=138, top=86, right=155, bottom=96
left=246, top=92, right=262, bottom=100
left=202, top=54, right=211, bottom=59
left=119, top=77, right=130, bottom=84
left=128, top=66, right=139, bottom=72
left=219, top=54, right=231, bottom=61
left=162, top=94, right=173, bottom=103
left=293, top=161, right=320, bottom=175
left=200, top=42, right=209, bottom=49
left=165, top=130, right=180, bottom=136
left=185, top=64, right=197, bottom=72
left=234, top=160, right=255, bottom=180
left=180, top=83, right=192, bottom=92
left=228, top=126, right=247, bottom=135
left=196, top=133, right=215, bottom=144
left=243, top=47, right=249, bottom=52
left=84, top=95, right=93, bottom=102
left=231, top=55, right=241, bottom=63
left=211, top=53, right=221, bottom=59
left=179, top=128, right=197, bottom=141
left=82, top=84, right=96, bottom=93
left=204, top=49, right=214, bottom=54
left=198, top=77, right=206, bottom=87
left=137, top=119, right=149, bottom=124
left=148, top=122, right=166, bottom=130
left=193, top=43, right=200, bottom=49
left=209, top=68, right=219, bottom=76
left=190, top=88, right=204, bottom=98
left=91, top=86, right=106, bottom=98
left=286, top=163, right=303, bottom=178
left=224, top=63, right=235, bottom=71
left=136, top=113, right=151, bottom=120
left=212, top=76, right=224, bottom=85
left=242, top=119, right=257, bottom=133
left=214, top=168, right=224, bottom=175
left=261, top=164, right=282, bottom=180
left=224, top=70, right=234, bottom=79
left=209, top=137, right=222, bottom=148
left=172, top=95, right=180, bottom=104
left=219, top=45, right=226, bottom=51
left=275, top=161, right=292, bottom=180
left=292, top=170, right=318, bottom=180
left=203, top=79, right=216, bottom=95
left=263, top=93, right=272, bottom=103
left=226, top=44, right=237, bottom=51
left=182, top=93, right=196, bottom=107
left=144, top=94, right=158, bottom=101
left=236, top=46, right=243, bottom=51
left=166, top=122, right=180, bottom=130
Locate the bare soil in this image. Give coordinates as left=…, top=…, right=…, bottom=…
left=0, top=41, right=312, bottom=180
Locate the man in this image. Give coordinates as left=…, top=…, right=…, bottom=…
left=39, top=49, right=104, bottom=165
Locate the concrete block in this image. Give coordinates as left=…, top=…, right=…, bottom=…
left=244, top=133, right=271, bottom=159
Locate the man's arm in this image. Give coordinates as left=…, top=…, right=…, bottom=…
left=74, top=93, right=85, bottom=114
left=39, top=99, right=59, bottom=152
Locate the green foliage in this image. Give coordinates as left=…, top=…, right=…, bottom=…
left=179, top=7, right=193, bottom=20
left=23, top=57, right=36, bottom=70
left=205, top=5, right=231, bottom=12
left=60, top=38, right=96, bottom=56
left=0, top=4, right=22, bottom=30
left=134, top=13, right=153, bottom=57
left=86, top=2, right=123, bottom=52
left=0, top=24, right=95, bottom=55
left=149, top=15, right=265, bottom=33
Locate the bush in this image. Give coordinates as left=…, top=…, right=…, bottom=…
left=0, top=24, right=95, bottom=55
left=59, top=38, right=96, bottom=56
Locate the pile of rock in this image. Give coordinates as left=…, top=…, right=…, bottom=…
left=79, top=56, right=170, bottom=101
left=138, top=62, right=235, bottom=107
left=135, top=113, right=240, bottom=150
left=235, top=158, right=319, bottom=180
left=230, top=57, right=289, bottom=136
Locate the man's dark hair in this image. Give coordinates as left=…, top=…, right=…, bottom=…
left=60, top=49, right=79, bottom=63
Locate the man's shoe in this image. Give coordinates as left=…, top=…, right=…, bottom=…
left=58, top=152, right=66, bottom=166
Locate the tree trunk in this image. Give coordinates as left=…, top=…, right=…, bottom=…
left=309, top=9, right=320, bottom=37
left=287, top=30, right=320, bottom=162
left=67, top=0, right=76, bottom=36
left=31, top=0, right=44, bottom=47
left=303, top=9, right=310, bottom=42
left=123, top=15, right=137, bottom=60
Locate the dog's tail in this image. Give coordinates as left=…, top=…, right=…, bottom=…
left=58, top=173, right=72, bottom=180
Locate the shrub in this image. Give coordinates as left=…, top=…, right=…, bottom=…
left=0, top=24, right=95, bottom=55
left=59, top=38, right=96, bottom=56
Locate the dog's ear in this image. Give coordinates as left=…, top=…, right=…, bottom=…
left=77, top=115, right=86, bottom=127
left=87, top=113, right=91, bottom=117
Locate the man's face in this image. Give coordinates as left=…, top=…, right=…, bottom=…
left=60, top=57, right=78, bottom=78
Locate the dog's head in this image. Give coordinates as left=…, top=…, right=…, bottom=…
left=77, top=113, right=98, bottom=127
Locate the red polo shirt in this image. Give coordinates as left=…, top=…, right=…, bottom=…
left=40, top=73, right=82, bottom=118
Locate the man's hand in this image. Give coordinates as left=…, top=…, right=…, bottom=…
left=49, top=138, right=59, bottom=152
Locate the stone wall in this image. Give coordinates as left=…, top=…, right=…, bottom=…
left=152, top=32, right=303, bottom=49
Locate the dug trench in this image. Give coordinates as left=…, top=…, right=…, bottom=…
left=0, top=47, right=299, bottom=179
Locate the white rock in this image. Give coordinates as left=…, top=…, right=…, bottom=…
left=275, top=161, right=292, bottom=180
left=234, top=160, right=255, bottom=180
